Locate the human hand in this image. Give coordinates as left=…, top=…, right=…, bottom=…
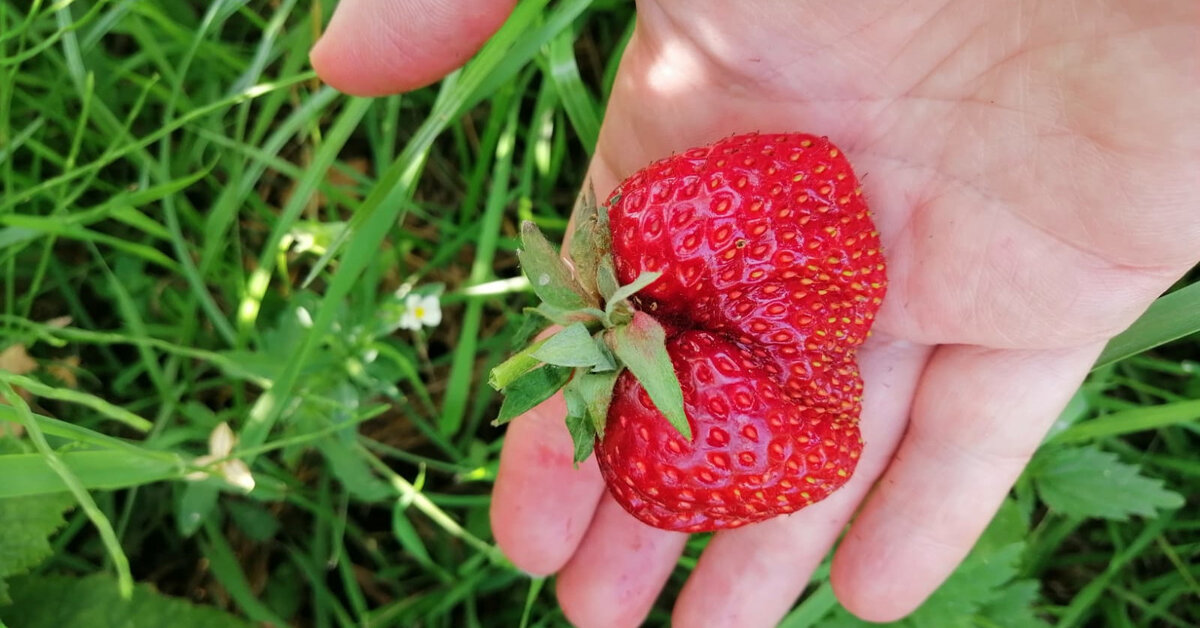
left=312, top=1, right=1200, bottom=625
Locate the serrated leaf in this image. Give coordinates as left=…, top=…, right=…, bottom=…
left=566, top=369, right=620, bottom=437
left=0, top=493, right=74, bottom=603
left=812, top=499, right=1035, bottom=628
left=979, top=580, right=1050, bottom=628
left=1029, top=445, right=1184, bottom=520
left=518, top=221, right=593, bottom=310
left=0, top=574, right=256, bottom=627
left=605, top=271, right=662, bottom=316
left=568, top=184, right=606, bottom=302
left=974, top=498, right=1029, bottom=555
left=532, top=322, right=613, bottom=369
left=608, top=312, right=690, bottom=440
left=563, top=386, right=597, bottom=464
left=494, top=365, right=571, bottom=426
left=908, top=543, right=1024, bottom=628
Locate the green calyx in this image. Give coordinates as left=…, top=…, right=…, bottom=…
left=489, top=186, right=690, bottom=463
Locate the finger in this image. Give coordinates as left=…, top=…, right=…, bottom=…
left=310, top=0, right=516, bottom=96
left=490, top=393, right=606, bottom=575
left=556, top=494, right=689, bottom=628
left=671, top=334, right=931, bottom=628
left=831, top=343, right=1103, bottom=622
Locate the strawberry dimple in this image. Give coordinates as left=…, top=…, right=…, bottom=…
left=598, top=132, right=885, bottom=531
left=609, top=133, right=883, bottom=405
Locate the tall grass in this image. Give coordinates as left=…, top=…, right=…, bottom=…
left=0, top=2, right=1196, bottom=627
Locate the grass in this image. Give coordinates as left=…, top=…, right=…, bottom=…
left=0, top=1, right=1197, bottom=627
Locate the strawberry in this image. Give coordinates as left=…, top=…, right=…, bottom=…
left=598, top=330, right=860, bottom=532
left=491, top=132, right=885, bottom=532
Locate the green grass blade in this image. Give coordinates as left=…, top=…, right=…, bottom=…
left=200, top=519, right=290, bottom=626
left=0, top=450, right=183, bottom=498
left=441, top=82, right=522, bottom=436
left=236, top=96, right=372, bottom=336
left=1095, top=281, right=1200, bottom=369
left=1056, top=512, right=1175, bottom=627
left=1049, top=399, right=1200, bottom=444
left=0, top=372, right=151, bottom=432
left=542, top=28, right=600, bottom=153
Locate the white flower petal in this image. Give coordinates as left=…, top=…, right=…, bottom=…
left=398, top=310, right=421, bottom=331
left=221, top=461, right=256, bottom=493
left=208, top=423, right=236, bottom=457
left=417, top=295, right=442, bottom=327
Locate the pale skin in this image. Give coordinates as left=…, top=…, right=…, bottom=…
left=312, top=1, right=1200, bottom=625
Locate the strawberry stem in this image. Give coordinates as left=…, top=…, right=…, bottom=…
left=488, top=336, right=550, bottom=390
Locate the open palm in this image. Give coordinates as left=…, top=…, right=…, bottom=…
left=313, top=1, right=1200, bottom=625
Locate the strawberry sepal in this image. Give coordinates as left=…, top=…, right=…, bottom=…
left=491, top=216, right=692, bottom=458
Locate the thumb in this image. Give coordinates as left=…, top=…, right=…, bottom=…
left=310, top=0, right=517, bottom=96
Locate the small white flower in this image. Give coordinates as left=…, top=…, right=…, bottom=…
left=398, top=294, right=442, bottom=331
left=185, top=422, right=256, bottom=493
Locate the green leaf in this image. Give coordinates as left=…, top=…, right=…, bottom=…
left=568, top=369, right=621, bottom=437
left=596, top=255, right=619, bottom=303
left=517, top=221, right=592, bottom=311
left=904, top=498, right=1029, bottom=627
left=0, top=574, right=256, bottom=628
left=973, top=497, right=1029, bottom=554
left=316, top=438, right=392, bottom=502
left=392, top=498, right=441, bottom=576
left=511, top=310, right=551, bottom=350
left=978, top=580, right=1050, bottom=628
left=0, top=493, right=74, bottom=603
left=176, top=483, right=220, bottom=538
left=494, top=365, right=571, bottom=426
left=529, top=302, right=605, bottom=327
left=907, top=544, right=1025, bottom=628
left=1029, top=445, right=1184, bottom=519
left=812, top=499, right=1039, bottom=628
left=605, top=271, right=661, bottom=316
left=608, top=312, right=690, bottom=439
left=563, top=386, right=597, bottom=464
left=1041, top=389, right=1091, bottom=442
left=568, top=184, right=606, bottom=302
left=1095, top=281, right=1200, bottom=369
left=224, top=501, right=280, bottom=544
left=532, top=322, right=613, bottom=369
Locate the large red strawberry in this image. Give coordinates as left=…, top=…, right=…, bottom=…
left=490, top=132, right=885, bottom=532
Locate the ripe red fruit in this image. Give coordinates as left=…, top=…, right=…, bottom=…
left=597, top=330, right=861, bottom=532
left=491, top=132, right=885, bottom=533
left=596, top=132, right=886, bottom=531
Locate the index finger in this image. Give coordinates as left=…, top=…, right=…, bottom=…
left=310, top=0, right=516, bottom=96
